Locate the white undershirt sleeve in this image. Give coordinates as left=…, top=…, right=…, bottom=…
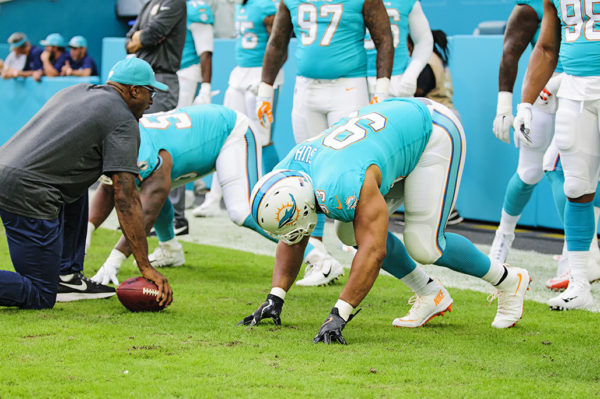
left=189, top=22, right=214, bottom=55
left=403, top=2, right=433, bottom=82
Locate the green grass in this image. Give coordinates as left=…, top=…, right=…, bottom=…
left=1, top=228, right=600, bottom=398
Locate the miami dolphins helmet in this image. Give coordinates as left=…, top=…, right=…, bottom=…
left=250, top=169, right=317, bottom=244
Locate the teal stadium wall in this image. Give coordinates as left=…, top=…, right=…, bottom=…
left=0, top=0, right=563, bottom=230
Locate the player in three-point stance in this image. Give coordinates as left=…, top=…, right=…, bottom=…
left=240, top=98, right=531, bottom=344
left=88, top=105, right=274, bottom=285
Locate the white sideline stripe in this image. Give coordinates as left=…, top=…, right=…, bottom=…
left=97, top=203, right=600, bottom=313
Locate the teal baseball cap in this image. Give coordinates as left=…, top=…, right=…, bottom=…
left=68, top=35, right=88, bottom=48
left=40, top=33, right=67, bottom=47
left=107, top=55, right=168, bottom=91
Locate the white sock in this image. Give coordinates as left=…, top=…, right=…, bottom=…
left=568, top=250, right=591, bottom=287
left=335, top=299, right=354, bottom=321
left=481, top=261, right=506, bottom=286
left=270, top=287, right=286, bottom=300
left=401, top=267, right=436, bottom=296
left=161, top=238, right=181, bottom=250
left=498, top=209, right=519, bottom=234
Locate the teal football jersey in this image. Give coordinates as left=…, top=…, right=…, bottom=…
left=181, top=0, right=214, bottom=69
left=365, top=0, right=416, bottom=77
left=235, top=0, right=277, bottom=68
left=276, top=98, right=433, bottom=222
left=552, top=0, right=600, bottom=76
left=286, top=0, right=367, bottom=79
left=137, top=105, right=238, bottom=184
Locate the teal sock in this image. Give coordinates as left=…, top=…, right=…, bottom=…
left=565, top=201, right=595, bottom=251
left=312, top=213, right=325, bottom=238
left=154, top=199, right=175, bottom=242
left=503, top=173, right=536, bottom=216
left=381, top=232, right=417, bottom=279
left=546, top=169, right=566, bottom=225
left=434, top=233, right=491, bottom=277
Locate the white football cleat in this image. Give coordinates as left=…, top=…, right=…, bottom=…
left=488, top=230, right=515, bottom=264
left=296, top=245, right=344, bottom=287
left=392, top=284, right=453, bottom=328
left=548, top=277, right=594, bottom=311
left=148, top=241, right=185, bottom=268
left=488, top=265, right=530, bottom=328
left=192, top=194, right=222, bottom=217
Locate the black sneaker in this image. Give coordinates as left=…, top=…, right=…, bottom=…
left=174, top=218, right=189, bottom=236
left=56, top=273, right=116, bottom=302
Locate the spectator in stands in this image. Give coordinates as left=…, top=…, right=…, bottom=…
left=56, top=36, right=98, bottom=76
left=40, top=33, right=68, bottom=77
left=2, top=32, right=43, bottom=81
left=126, top=0, right=189, bottom=235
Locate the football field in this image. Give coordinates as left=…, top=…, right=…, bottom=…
left=1, top=212, right=600, bottom=398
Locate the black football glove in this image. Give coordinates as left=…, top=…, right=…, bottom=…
left=313, top=307, right=361, bottom=345
left=238, top=294, right=284, bottom=326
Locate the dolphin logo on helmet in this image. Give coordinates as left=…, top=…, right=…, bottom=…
left=278, top=194, right=298, bottom=228
left=250, top=169, right=318, bottom=244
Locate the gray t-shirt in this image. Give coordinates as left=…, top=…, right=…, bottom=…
left=0, top=84, right=140, bottom=220
left=127, top=0, right=187, bottom=74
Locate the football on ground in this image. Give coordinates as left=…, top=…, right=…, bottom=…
left=116, top=276, right=165, bottom=312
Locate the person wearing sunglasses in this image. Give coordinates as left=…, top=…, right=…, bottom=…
left=0, top=56, right=173, bottom=309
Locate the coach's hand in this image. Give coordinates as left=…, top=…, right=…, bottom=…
left=492, top=91, right=513, bottom=144
left=313, top=307, right=361, bottom=345
left=238, top=294, right=283, bottom=326
left=142, top=267, right=173, bottom=308
left=513, top=102, right=533, bottom=147
left=256, top=82, right=274, bottom=129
